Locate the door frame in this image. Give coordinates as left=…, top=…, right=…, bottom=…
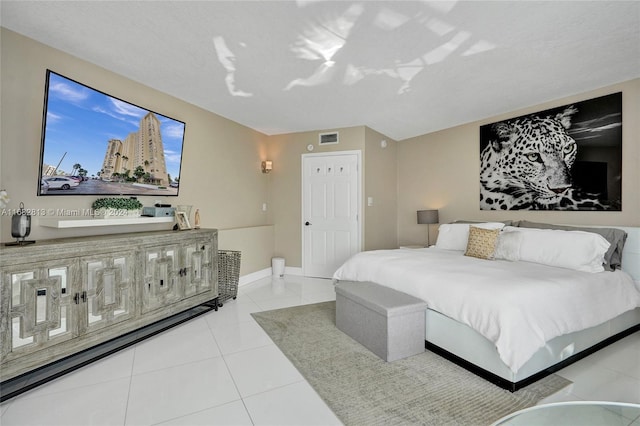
left=301, top=150, right=363, bottom=277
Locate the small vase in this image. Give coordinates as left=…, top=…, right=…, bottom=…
left=194, top=209, right=201, bottom=229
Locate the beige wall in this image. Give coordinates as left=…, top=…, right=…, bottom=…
left=266, top=125, right=399, bottom=268
left=397, top=79, right=640, bottom=246
left=267, top=126, right=366, bottom=268
left=4, top=29, right=636, bottom=277
left=0, top=29, right=272, bottom=275
left=218, top=226, right=274, bottom=277
left=364, top=127, right=398, bottom=250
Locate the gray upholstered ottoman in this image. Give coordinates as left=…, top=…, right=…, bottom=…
left=335, top=281, right=427, bottom=362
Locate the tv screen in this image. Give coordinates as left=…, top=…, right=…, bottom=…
left=38, top=70, right=186, bottom=196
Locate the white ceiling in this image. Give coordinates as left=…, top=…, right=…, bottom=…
left=2, top=1, right=639, bottom=141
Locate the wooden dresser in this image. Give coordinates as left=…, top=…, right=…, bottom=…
left=0, top=229, right=218, bottom=383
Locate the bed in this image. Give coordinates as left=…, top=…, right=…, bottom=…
left=333, top=222, right=640, bottom=391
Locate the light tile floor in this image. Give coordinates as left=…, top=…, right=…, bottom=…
left=1, top=275, right=639, bottom=425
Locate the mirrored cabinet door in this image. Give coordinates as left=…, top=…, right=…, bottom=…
left=142, top=245, right=181, bottom=313
left=80, top=253, right=136, bottom=335
left=1, top=261, right=77, bottom=360
left=182, top=239, right=215, bottom=298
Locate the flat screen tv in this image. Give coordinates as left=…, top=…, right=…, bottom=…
left=38, top=70, right=186, bottom=196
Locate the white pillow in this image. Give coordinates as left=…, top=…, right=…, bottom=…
left=435, top=222, right=505, bottom=251
left=494, top=231, right=523, bottom=261
left=502, top=227, right=610, bottom=273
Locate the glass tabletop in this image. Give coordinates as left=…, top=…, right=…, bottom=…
left=492, top=401, right=640, bottom=426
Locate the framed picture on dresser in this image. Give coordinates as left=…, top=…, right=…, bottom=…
left=175, top=211, right=191, bottom=230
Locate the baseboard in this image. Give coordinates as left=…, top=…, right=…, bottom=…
left=238, top=266, right=304, bottom=287
left=239, top=268, right=271, bottom=286
left=285, top=266, right=303, bottom=276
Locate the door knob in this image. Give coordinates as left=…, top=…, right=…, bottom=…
left=305, top=221, right=311, bottom=226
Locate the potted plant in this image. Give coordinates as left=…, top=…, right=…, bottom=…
left=92, top=197, right=143, bottom=219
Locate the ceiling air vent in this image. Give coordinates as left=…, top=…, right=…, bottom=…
left=319, top=131, right=339, bottom=145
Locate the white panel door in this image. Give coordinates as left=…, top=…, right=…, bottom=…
left=303, top=152, right=360, bottom=278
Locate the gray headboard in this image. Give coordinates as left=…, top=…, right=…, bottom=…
left=580, top=225, right=640, bottom=283
left=616, top=226, right=640, bottom=282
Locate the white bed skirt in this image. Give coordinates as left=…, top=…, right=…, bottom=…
left=426, top=306, right=640, bottom=388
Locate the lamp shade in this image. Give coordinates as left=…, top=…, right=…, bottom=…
left=417, top=209, right=439, bottom=224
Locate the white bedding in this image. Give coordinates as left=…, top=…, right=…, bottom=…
left=333, top=247, right=640, bottom=373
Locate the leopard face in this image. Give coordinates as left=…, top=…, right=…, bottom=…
left=480, top=106, right=603, bottom=210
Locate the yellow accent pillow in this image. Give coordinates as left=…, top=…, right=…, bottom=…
left=464, top=226, right=501, bottom=260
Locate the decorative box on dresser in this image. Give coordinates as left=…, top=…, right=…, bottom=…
left=0, top=228, right=218, bottom=394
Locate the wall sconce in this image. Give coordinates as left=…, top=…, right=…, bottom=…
left=262, top=160, right=273, bottom=174
left=417, top=209, right=439, bottom=247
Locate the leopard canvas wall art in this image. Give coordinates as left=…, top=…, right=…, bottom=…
left=479, top=92, right=622, bottom=211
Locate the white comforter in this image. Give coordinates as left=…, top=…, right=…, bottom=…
left=333, top=247, right=640, bottom=373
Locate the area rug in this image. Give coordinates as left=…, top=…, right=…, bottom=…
left=251, top=301, right=571, bottom=426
